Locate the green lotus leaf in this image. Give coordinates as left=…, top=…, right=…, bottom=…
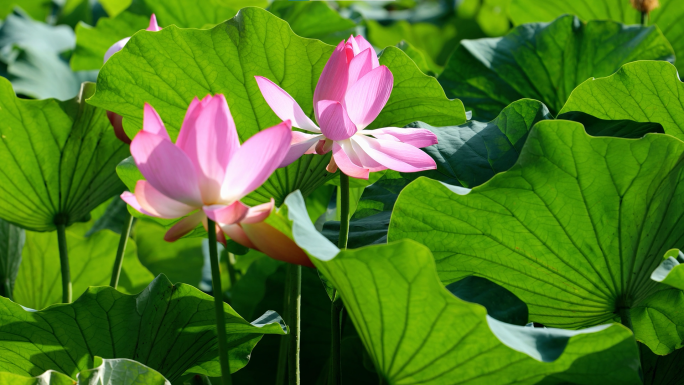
left=240, top=191, right=645, bottom=383
left=317, top=240, right=641, bottom=384
left=0, top=79, right=128, bottom=232
left=651, top=249, right=684, bottom=291
left=438, top=15, right=674, bottom=120
left=508, top=0, right=684, bottom=74
left=13, top=222, right=153, bottom=310
left=414, top=98, right=553, bottom=187
left=559, top=60, right=684, bottom=141
left=277, top=193, right=642, bottom=384
left=389, top=120, right=684, bottom=355
left=0, top=218, right=24, bottom=300
left=0, top=274, right=286, bottom=383
left=0, top=356, right=171, bottom=384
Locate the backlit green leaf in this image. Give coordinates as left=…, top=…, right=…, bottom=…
left=265, top=191, right=644, bottom=384
left=389, top=120, right=684, bottom=355
left=278, top=194, right=642, bottom=385
left=0, top=80, right=128, bottom=232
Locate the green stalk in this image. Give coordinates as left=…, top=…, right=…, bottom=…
left=619, top=307, right=634, bottom=332
left=287, top=264, right=301, bottom=385
left=207, top=218, right=232, bottom=385
left=338, top=173, right=350, bottom=249
left=330, top=294, right=343, bottom=384
left=618, top=306, right=642, bottom=367
left=109, top=212, right=133, bottom=288
left=329, top=172, right=351, bottom=385
left=56, top=223, right=71, bottom=303
left=275, top=269, right=290, bottom=384
left=641, top=11, right=647, bottom=25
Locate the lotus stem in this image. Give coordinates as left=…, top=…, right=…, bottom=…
left=330, top=172, right=351, bottom=384
left=276, top=283, right=289, bottom=385
left=287, top=264, right=301, bottom=385
left=330, top=294, right=343, bottom=384
left=618, top=307, right=633, bottom=332
left=338, top=172, right=350, bottom=249
left=641, top=11, right=646, bottom=25
left=56, top=223, right=71, bottom=303
left=207, top=218, right=232, bottom=385
left=109, top=212, right=133, bottom=288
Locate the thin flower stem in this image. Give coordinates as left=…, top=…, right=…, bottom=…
left=287, top=264, right=302, bottom=385
left=276, top=269, right=290, bottom=384
left=207, top=218, right=232, bottom=385
left=618, top=307, right=642, bottom=366
left=619, top=307, right=633, bottom=332
left=330, top=293, right=343, bottom=385
left=338, top=172, right=350, bottom=249
left=109, top=212, right=133, bottom=288
left=330, top=172, right=351, bottom=385
left=641, top=11, right=647, bottom=25
left=56, top=223, right=71, bottom=303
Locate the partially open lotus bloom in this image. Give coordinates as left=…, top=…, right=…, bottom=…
left=104, top=14, right=161, bottom=144
left=255, top=35, right=438, bottom=179
left=216, top=200, right=313, bottom=267
left=121, top=95, right=292, bottom=242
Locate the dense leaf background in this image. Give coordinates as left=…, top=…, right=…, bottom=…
left=1, top=0, right=684, bottom=383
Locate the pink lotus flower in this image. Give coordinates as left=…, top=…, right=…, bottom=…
left=255, top=35, right=438, bottom=180
left=104, top=14, right=162, bottom=144
left=121, top=95, right=292, bottom=242
left=216, top=200, right=313, bottom=267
